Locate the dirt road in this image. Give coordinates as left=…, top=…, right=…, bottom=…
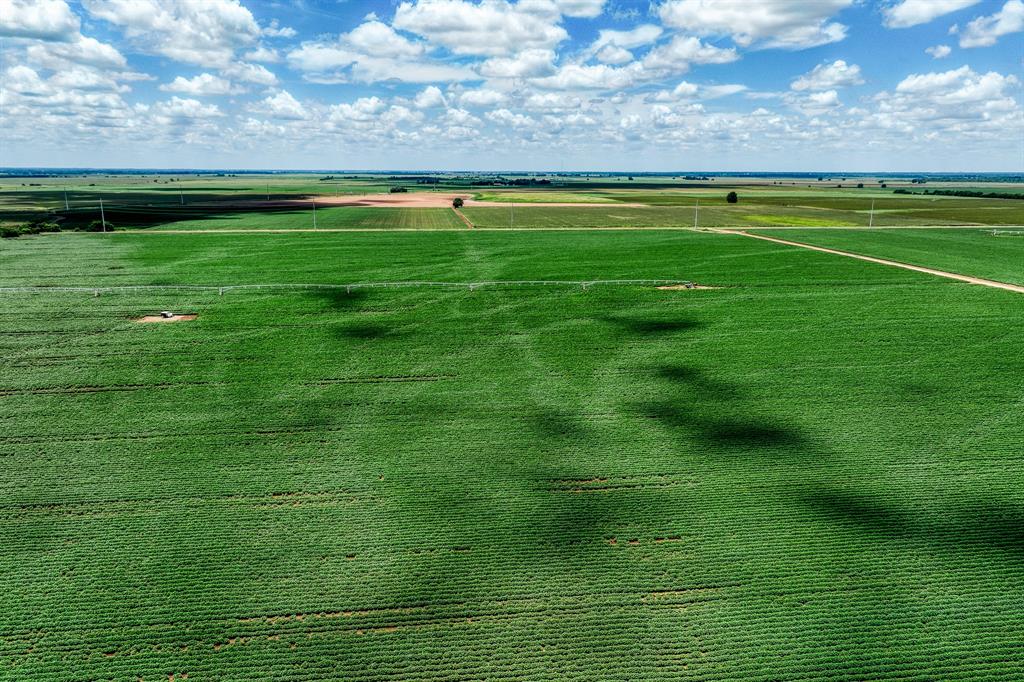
left=716, top=229, right=1024, bottom=294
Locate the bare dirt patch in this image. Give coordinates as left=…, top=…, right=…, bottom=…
left=268, top=192, right=643, bottom=208
left=134, top=313, right=197, bottom=323
left=311, top=192, right=471, bottom=208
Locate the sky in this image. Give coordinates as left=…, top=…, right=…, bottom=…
left=1, top=0, right=1022, bottom=171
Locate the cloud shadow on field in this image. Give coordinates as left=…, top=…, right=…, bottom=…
left=307, top=287, right=371, bottom=310
left=524, top=407, right=594, bottom=442
left=801, top=487, right=1024, bottom=559
left=654, top=364, right=743, bottom=401
left=629, top=363, right=810, bottom=456
left=336, top=322, right=400, bottom=340
left=633, top=400, right=809, bottom=454
left=601, top=316, right=703, bottom=336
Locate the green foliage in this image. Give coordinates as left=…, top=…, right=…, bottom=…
left=895, top=188, right=1024, bottom=200
left=726, top=191, right=738, bottom=203
left=0, top=230, right=1021, bottom=679
left=452, top=197, right=464, bottom=208
left=84, top=219, right=114, bottom=232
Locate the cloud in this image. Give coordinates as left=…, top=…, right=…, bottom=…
left=641, top=35, right=739, bottom=73
left=533, top=63, right=646, bottom=90
left=925, top=44, right=952, bottom=58
left=151, top=96, right=224, bottom=120
left=486, top=107, right=536, bottom=128
left=26, top=35, right=128, bottom=70
left=287, top=19, right=476, bottom=83
left=441, top=107, right=481, bottom=126
left=554, top=0, right=605, bottom=18
left=895, top=66, right=1018, bottom=103
left=220, top=62, right=277, bottom=86
left=882, top=0, right=980, bottom=29
left=479, top=49, right=557, bottom=78
left=791, top=60, right=864, bottom=91
left=788, top=89, right=842, bottom=115
left=393, top=0, right=569, bottom=56
left=244, top=46, right=281, bottom=63
left=584, top=24, right=663, bottom=57
left=250, top=91, right=308, bottom=120
left=523, top=92, right=582, bottom=110
left=458, top=88, right=508, bottom=106
left=414, top=85, right=447, bottom=108
left=958, top=0, right=1024, bottom=47
left=0, top=0, right=79, bottom=41
left=867, top=66, right=1020, bottom=138
left=595, top=45, right=633, bottom=65
left=82, top=0, right=261, bottom=67
left=262, top=20, right=296, bottom=38
left=652, top=80, right=746, bottom=101
left=328, top=97, right=387, bottom=123
left=3, top=65, right=52, bottom=96
left=346, top=20, right=424, bottom=58
left=160, top=73, right=244, bottom=96
left=895, top=65, right=972, bottom=94
left=659, top=0, right=853, bottom=49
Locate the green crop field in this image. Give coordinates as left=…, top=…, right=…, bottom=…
left=2, top=227, right=1023, bottom=680
left=142, top=207, right=466, bottom=231
left=752, top=228, right=1024, bottom=285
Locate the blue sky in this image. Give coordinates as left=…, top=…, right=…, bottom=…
left=2, top=0, right=1022, bottom=171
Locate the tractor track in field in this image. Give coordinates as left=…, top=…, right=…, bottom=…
left=452, top=206, right=474, bottom=229
left=713, top=229, right=1024, bottom=294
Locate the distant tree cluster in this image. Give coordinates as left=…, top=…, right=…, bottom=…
left=1, top=219, right=62, bottom=239
left=893, top=189, right=1022, bottom=200
left=1, top=216, right=120, bottom=239
left=726, top=191, right=738, bottom=204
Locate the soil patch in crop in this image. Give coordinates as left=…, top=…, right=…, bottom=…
left=134, top=313, right=198, bottom=323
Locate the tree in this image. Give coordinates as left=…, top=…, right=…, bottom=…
left=452, top=197, right=464, bottom=208
left=726, top=191, right=738, bottom=204
left=85, top=220, right=114, bottom=232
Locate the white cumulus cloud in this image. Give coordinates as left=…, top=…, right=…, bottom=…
left=659, top=0, right=854, bottom=49
left=160, top=73, right=244, bottom=96
left=0, top=0, right=79, bottom=41
left=883, top=0, right=980, bottom=29
left=791, top=60, right=864, bottom=91
left=393, top=0, right=569, bottom=56
left=959, top=0, right=1024, bottom=47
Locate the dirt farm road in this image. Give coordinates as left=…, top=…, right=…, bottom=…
left=715, top=229, right=1024, bottom=294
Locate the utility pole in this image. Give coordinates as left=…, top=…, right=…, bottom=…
left=266, top=183, right=270, bottom=201
left=100, top=198, right=106, bottom=232
left=869, top=198, right=875, bottom=228
left=180, top=189, right=184, bottom=205
left=63, top=187, right=69, bottom=211
left=312, top=201, right=317, bottom=230
left=510, top=201, right=514, bottom=229
left=694, top=199, right=699, bottom=229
